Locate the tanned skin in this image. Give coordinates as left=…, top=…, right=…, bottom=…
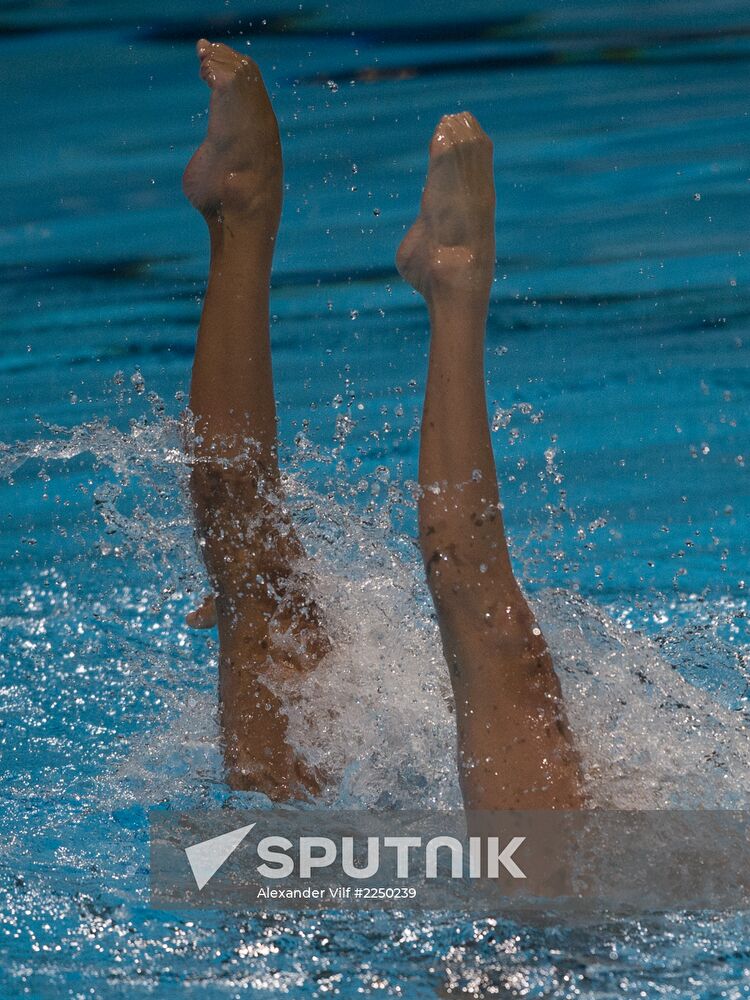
left=184, top=42, right=584, bottom=808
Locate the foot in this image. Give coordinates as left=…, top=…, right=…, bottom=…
left=396, top=112, right=495, bottom=298
left=183, top=39, right=282, bottom=229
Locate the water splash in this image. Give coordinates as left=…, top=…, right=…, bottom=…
left=2, top=402, right=748, bottom=814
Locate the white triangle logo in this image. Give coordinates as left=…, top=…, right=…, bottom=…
left=185, top=823, right=256, bottom=890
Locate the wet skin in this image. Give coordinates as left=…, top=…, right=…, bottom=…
left=185, top=43, right=584, bottom=808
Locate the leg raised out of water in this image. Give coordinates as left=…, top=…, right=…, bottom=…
left=184, top=40, right=329, bottom=800
left=399, top=112, right=585, bottom=810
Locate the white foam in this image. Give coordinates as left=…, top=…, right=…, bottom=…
left=6, top=411, right=750, bottom=812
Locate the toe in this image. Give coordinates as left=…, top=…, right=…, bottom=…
left=199, top=57, right=217, bottom=87
left=430, top=113, right=464, bottom=153
left=197, top=41, right=260, bottom=90
left=200, top=54, right=238, bottom=91
left=457, top=112, right=491, bottom=147
left=205, top=40, right=255, bottom=71
left=429, top=119, right=450, bottom=156
left=459, top=112, right=491, bottom=147
left=430, top=111, right=491, bottom=155
left=206, top=40, right=234, bottom=58
left=197, top=40, right=237, bottom=68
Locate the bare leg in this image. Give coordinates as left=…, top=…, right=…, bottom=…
left=184, top=40, right=328, bottom=799
left=397, top=113, right=584, bottom=809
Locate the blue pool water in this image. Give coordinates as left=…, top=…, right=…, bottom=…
left=2, top=0, right=750, bottom=995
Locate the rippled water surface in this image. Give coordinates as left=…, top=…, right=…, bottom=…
left=2, top=1, right=750, bottom=996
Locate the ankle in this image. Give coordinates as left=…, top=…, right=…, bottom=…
left=426, top=278, right=491, bottom=326
left=422, top=246, right=493, bottom=303
left=207, top=208, right=279, bottom=262
left=199, top=170, right=281, bottom=234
